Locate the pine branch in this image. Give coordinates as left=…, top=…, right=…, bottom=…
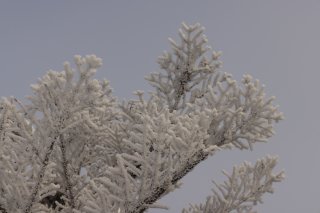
left=24, top=136, right=58, bottom=213
left=59, top=135, right=75, bottom=208
left=0, top=24, right=283, bottom=213
left=182, top=156, right=284, bottom=213
left=130, top=149, right=209, bottom=213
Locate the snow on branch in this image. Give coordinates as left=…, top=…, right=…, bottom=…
left=0, top=23, right=283, bottom=213
left=145, top=22, right=222, bottom=112
left=0, top=98, right=34, bottom=213
left=182, top=156, right=284, bottom=213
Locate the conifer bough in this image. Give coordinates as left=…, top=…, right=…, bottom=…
left=0, top=23, right=284, bottom=213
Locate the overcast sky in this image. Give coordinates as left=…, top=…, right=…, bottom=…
left=0, top=1, right=319, bottom=212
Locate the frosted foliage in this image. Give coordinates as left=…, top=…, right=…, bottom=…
left=0, top=23, right=283, bottom=213
left=182, top=156, right=284, bottom=213
left=146, top=23, right=222, bottom=112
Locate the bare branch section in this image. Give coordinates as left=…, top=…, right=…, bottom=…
left=0, top=23, right=283, bottom=213
left=59, top=135, right=75, bottom=208
left=0, top=204, right=8, bottom=213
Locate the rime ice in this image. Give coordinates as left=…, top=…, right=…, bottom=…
left=0, top=23, right=283, bottom=213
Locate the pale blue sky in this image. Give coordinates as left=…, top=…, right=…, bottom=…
left=1, top=1, right=319, bottom=212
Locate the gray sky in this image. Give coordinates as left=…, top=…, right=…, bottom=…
left=0, top=1, right=318, bottom=212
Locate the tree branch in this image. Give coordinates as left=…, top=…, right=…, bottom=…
left=129, top=149, right=209, bottom=213
left=24, top=136, right=58, bottom=213
left=59, top=134, right=75, bottom=208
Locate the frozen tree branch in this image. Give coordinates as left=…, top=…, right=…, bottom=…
left=182, top=156, right=285, bottom=213
left=0, top=23, right=283, bottom=213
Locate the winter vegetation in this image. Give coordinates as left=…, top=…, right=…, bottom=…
left=0, top=23, right=284, bottom=213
